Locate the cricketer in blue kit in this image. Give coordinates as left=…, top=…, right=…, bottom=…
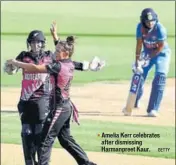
left=134, top=8, right=171, bottom=117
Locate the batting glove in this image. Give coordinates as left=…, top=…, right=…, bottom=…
left=132, top=60, right=143, bottom=74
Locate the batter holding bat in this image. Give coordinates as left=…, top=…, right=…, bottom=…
left=123, top=8, right=171, bottom=117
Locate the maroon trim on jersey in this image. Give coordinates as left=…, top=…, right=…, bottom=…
left=48, top=108, right=62, bottom=133
left=55, top=60, right=74, bottom=101
left=19, top=52, right=55, bottom=101
left=70, top=101, right=80, bottom=125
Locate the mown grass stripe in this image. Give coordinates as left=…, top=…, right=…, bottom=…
left=1, top=32, right=175, bottom=38
left=1, top=113, right=175, bottom=159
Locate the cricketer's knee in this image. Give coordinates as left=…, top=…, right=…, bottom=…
left=34, top=124, right=44, bottom=157
left=21, top=124, right=35, bottom=165
left=34, top=124, right=43, bottom=144
left=147, top=72, right=166, bottom=113
left=21, top=124, right=44, bottom=165
left=134, top=62, right=151, bottom=108
left=134, top=76, right=144, bottom=108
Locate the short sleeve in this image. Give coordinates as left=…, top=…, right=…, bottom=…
left=54, top=40, right=59, bottom=46
left=73, top=61, right=83, bottom=71
left=16, top=51, right=26, bottom=61
left=136, top=23, right=142, bottom=39
left=157, top=24, right=167, bottom=41
left=54, top=39, right=61, bottom=46
left=46, top=61, right=61, bottom=75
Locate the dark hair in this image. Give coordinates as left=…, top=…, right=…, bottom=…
left=57, top=36, right=75, bottom=57
left=66, top=36, right=75, bottom=44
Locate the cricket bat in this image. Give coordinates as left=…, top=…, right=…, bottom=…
left=123, top=72, right=142, bottom=116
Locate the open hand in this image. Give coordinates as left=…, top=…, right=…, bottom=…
left=50, top=21, right=57, bottom=35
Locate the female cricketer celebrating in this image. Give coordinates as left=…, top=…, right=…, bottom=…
left=7, top=36, right=98, bottom=165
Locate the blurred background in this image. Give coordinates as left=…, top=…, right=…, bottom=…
left=1, top=1, right=175, bottom=86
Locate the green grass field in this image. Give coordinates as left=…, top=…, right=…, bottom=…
left=1, top=2, right=175, bottom=36
left=1, top=113, right=175, bottom=159
left=1, top=1, right=175, bottom=86
left=1, top=2, right=175, bottom=161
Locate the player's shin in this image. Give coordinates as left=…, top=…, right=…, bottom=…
left=147, top=73, right=166, bottom=114
left=134, top=78, right=144, bottom=108
left=21, top=124, right=35, bottom=165
left=34, top=123, right=44, bottom=164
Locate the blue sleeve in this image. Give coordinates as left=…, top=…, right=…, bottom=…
left=157, top=24, right=167, bottom=41
left=136, top=23, right=142, bottom=39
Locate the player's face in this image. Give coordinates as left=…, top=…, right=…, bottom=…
left=55, top=48, right=68, bottom=61
left=55, top=43, right=70, bottom=60
left=145, top=20, right=156, bottom=29
left=30, top=41, right=42, bottom=53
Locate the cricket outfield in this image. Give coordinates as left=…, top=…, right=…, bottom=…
left=1, top=78, right=175, bottom=165
left=1, top=1, right=175, bottom=165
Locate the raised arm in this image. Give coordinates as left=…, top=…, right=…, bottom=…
left=50, top=21, right=60, bottom=45
left=50, top=22, right=105, bottom=72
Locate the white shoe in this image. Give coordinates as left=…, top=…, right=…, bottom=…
left=134, top=101, right=140, bottom=109
left=122, top=107, right=132, bottom=116
left=147, top=110, right=158, bottom=117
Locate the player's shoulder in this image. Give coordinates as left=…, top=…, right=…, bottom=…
left=59, top=59, right=74, bottom=67
left=18, top=51, right=27, bottom=56
left=156, top=22, right=166, bottom=31
left=44, top=50, right=55, bottom=62
left=44, top=50, right=54, bottom=57
left=136, top=22, right=142, bottom=29
left=16, top=51, right=27, bottom=60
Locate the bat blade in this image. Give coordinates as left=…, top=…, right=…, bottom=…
left=123, top=73, right=142, bottom=116
left=124, top=92, right=137, bottom=116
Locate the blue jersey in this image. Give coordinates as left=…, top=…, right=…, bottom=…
left=136, top=22, right=170, bottom=55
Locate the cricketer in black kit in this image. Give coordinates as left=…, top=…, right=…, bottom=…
left=7, top=36, right=97, bottom=165
left=15, top=30, right=55, bottom=165
left=5, top=30, right=99, bottom=165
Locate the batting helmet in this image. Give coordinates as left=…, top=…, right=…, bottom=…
left=27, top=30, right=46, bottom=43
left=140, top=8, right=158, bottom=29
left=27, top=30, right=46, bottom=53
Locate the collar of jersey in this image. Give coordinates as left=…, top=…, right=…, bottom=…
left=59, top=58, right=71, bottom=63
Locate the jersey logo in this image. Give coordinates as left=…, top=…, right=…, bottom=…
left=33, top=33, right=39, bottom=37
left=130, top=73, right=142, bottom=94
left=152, top=36, right=157, bottom=40
left=147, top=12, right=153, bottom=20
